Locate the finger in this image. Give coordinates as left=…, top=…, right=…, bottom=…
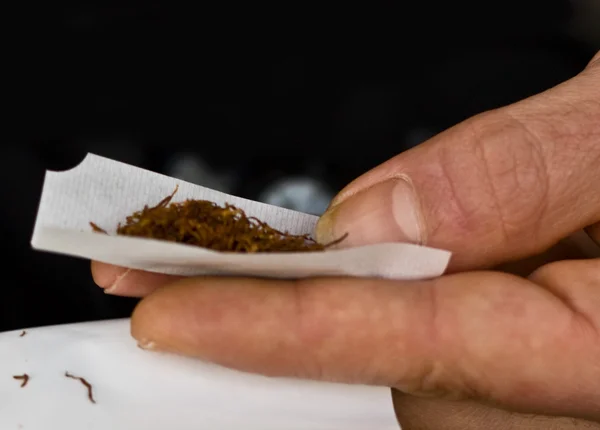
left=91, top=261, right=182, bottom=297
left=316, top=59, right=600, bottom=272
left=391, top=391, right=600, bottom=430
left=495, top=230, right=600, bottom=277
left=528, top=258, right=600, bottom=320
left=568, top=229, right=600, bottom=258
left=586, top=222, right=600, bottom=247
left=131, top=268, right=600, bottom=420
left=589, top=50, right=600, bottom=68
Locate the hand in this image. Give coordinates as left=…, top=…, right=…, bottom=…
left=92, top=51, right=600, bottom=428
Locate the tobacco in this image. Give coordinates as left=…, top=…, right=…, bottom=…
left=65, top=371, right=96, bottom=404
left=19, top=330, right=26, bottom=337
left=13, top=374, right=29, bottom=387
left=89, top=222, right=107, bottom=234
left=91, top=185, right=347, bottom=253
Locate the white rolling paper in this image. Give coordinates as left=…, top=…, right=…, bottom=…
left=0, top=319, right=401, bottom=430
left=30, top=153, right=451, bottom=280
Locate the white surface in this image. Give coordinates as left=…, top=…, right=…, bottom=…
left=0, top=319, right=400, bottom=430
left=30, top=153, right=451, bottom=280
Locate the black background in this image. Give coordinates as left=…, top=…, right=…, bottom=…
left=2, top=1, right=598, bottom=332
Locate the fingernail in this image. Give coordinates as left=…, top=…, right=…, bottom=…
left=137, top=339, right=157, bottom=350
left=104, top=268, right=131, bottom=295
left=315, top=176, right=425, bottom=247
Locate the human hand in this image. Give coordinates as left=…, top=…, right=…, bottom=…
left=92, top=51, right=600, bottom=428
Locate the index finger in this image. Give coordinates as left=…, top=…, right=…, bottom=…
left=129, top=265, right=600, bottom=420
left=91, top=261, right=182, bottom=297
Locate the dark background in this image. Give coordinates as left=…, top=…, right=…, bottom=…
left=3, top=1, right=599, bottom=332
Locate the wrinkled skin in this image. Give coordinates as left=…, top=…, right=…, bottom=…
left=92, top=51, right=600, bottom=429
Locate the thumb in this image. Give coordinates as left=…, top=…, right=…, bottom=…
left=317, top=55, right=600, bottom=271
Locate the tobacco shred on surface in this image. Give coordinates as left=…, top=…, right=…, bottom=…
left=89, top=222, right=108, bottom=234
left=13, top=374, right=29, bottom=387
left=19, top=330, right=26, bottom=337
left=65, top=371, right=96, bottom=404
left=91, top=185, right=347, bottom=253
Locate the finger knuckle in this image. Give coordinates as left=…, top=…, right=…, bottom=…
left=528, top=259, right=572, bottom=284
left=436, top=112, right=550, bottom=251
left=396, top=283, right=477, bottom=401
left=529, top=259, right=600, bottom=289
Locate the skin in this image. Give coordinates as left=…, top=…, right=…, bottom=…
left=92, top=50, right=600, bottom=429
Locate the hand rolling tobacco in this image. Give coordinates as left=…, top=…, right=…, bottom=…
left=90, top=186, right=347, bottom=253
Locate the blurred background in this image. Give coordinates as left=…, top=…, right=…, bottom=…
left=2, top=0, right=599, bottom=332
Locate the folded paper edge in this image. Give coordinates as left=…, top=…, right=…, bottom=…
left=31, top=153, right=99, bottom=247
left=34, top=225, right=452, bottom=259
left=31, top=226, right=452, bottom=281
left=30, top=152, right=322, bottom=241
left=81, top=153, right=321, bottom=223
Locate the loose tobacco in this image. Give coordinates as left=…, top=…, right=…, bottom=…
left=90, top=186, right=347, bottom=253
left=13, top=374, right=29, bottom=388
left=65, top=371, right=96, bottom=404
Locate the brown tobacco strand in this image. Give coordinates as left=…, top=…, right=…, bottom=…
left=91, top=186, right=347, bottom=253
left=65, top=372, right=96, bottom=404
left=19, top=330, right=26, bottom=337
left=13, top=374, right=29, bottom=387
left=89, top=222, right=108, bottom=234
left=153, top=184, right=179, bottom=209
